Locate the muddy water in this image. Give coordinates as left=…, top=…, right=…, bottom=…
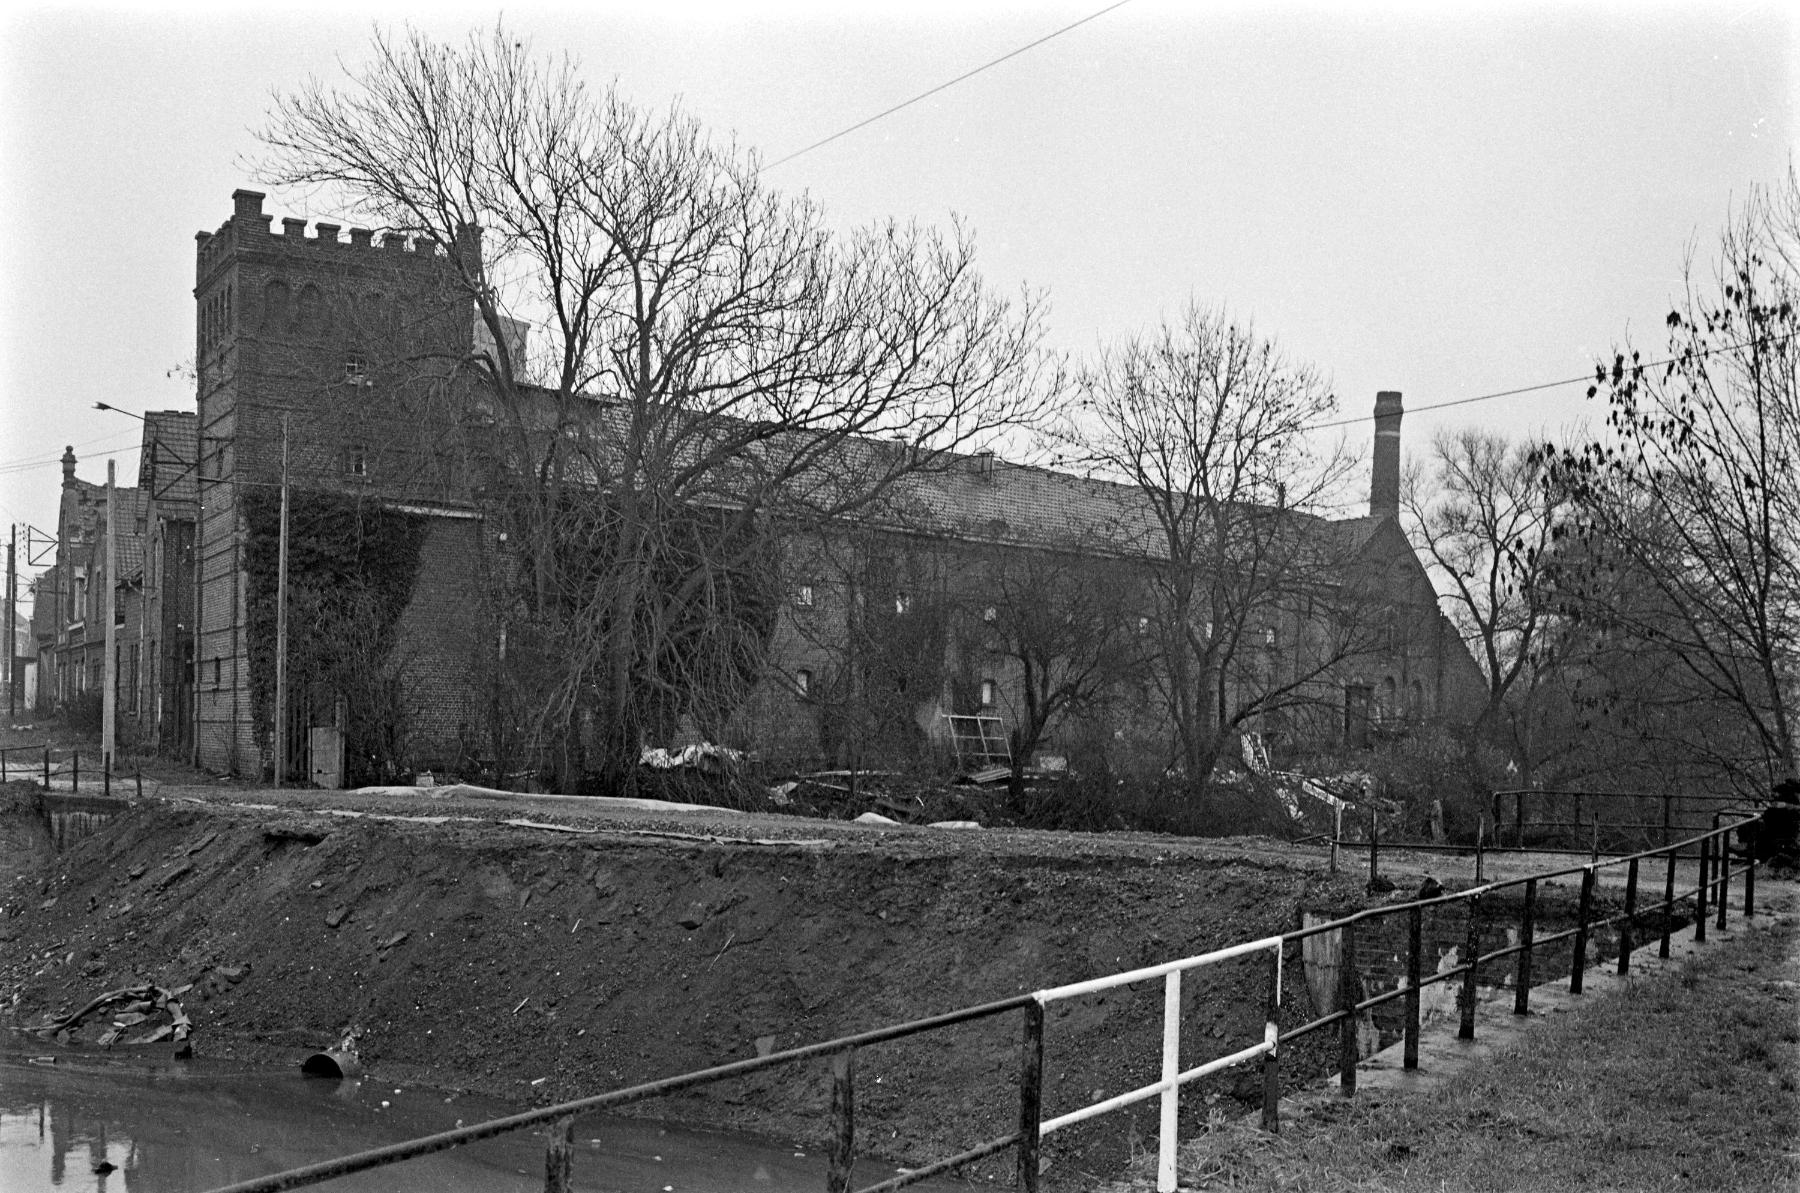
left=0, top=1050, right=964, bottom=1192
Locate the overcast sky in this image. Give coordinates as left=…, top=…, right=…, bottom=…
left=1, top=1, right=1792, bottom=589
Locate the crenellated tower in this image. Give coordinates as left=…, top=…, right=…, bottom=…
left=192, top=189, right=481, bottom=777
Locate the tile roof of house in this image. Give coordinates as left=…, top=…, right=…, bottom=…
left=141, top=411, right=199, bottom=507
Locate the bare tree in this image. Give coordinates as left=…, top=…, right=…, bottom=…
left=1070, top=303, right=1370, bottom=794
left=959, top=542, right=1155, bottom=797
left=1401, top=428, right=1568, bottom=778
left=1541, top=177, right=1799, bottom=787
left=257, top=25, right=1058, bottom=791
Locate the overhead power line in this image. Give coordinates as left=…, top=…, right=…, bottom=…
left=1301, top=328, right=1800, bottom=433
left=761, top=0, right=1135, bottom=172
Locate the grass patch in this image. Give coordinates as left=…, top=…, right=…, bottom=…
left=1102, top=915, right=1800, bottom=1192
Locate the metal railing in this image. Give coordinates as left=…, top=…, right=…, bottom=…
left=1, top=742, right=143, bottom=798
left=199, top=811, right=1766, bottom=1193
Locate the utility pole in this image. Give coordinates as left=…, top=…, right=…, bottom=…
left=103, top=460, right=118, bottom=773
left=274, top=416, right=289, bottom=788
left=6, top=524, right=16, bottom=720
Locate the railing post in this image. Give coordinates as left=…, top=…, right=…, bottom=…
left=1660, top=849, right=1677, bottom=960
left=1514, top=877, right=1536, bottom=1015
left=543, top=1115, right=574, bottom=1193
left=1617, top=857, right=1639, bottom=976
left=104, top=754, right=111, bottom=798
left=1329, top=805, right=1341, bottom=875
left=1017, top=1001, right=1044, bottom=1193
left=1458, top=895, right=1481, bottom=1040
left=1714, top=823, right=1730, bottom=933
left=1368, top=814, right=1379, bottom=891
left=1158, top=969, right=1181, bottom=1192
left=1404, top=902, right=1422, bottom=1067
left=1695, top=836, right=1709, bottom=944
left=1514, top=787, right=1525, bottom=847
left=1337, top=921, right=1359, bottom=1096
left=1570, top=867, right=1594, bottom=994
left=1744, top=833, right=1756, bottom=919
left=1261, top=946, right=1282, bottom=1132
left=827, top=1048, right=856, bottom=1193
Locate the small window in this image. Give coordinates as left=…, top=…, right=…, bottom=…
left=209, top=658, right=222, bottom=688
left=793, top=584, right=815, bottom=609
left=345, top=444, right=369, bottom=479
left=980, top=678, right=997, bottom=707
left=795, top=668, right=812, bottom=697
left=895, top=592, right=912, bottom=615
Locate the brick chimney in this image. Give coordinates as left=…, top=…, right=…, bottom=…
left=1370, top=391, right=1402, bottom=520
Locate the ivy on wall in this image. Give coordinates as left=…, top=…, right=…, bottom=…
left=242, top=488, right=427, bottom=783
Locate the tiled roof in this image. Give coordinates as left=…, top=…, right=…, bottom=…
left=141, top=411, right=199, bottom=508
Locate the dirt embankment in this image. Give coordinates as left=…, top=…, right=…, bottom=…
left=1, top=786, right=1368, bottom=1187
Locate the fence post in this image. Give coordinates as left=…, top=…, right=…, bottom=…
left=1458, top=895, right=1481, bottom=1040
left=1338, top=921, right=1359, bottom=1096
left=1570, top=867, right=1595, bottom=994
left=1368, top=815, right=1379, bottom=890
left=1514, top=877, right=1536, bottom=1015
left=135, top=768, right=142, bottom=801
left=827, top=1048, right=856, bottom=1193
left=1618, top=857, right=1639, bottom=976
left=1660, top=849, right=1677, bottom=960
left=543, top=1115, right=574, bottom=1193
left=1330, top=805, right=1341, bottom=875
left=1695, top=836, right=1709, bottom=945
left=1714, top=823, right=1730, bottom=933
left=1017, top=1001, right=1044, bottom=1193
left=104, top=754, right=111, bottom=798
left=1404, top=902, right=1422, bottom=1067
left=1744, top=837, right=1756, bottom=919
left=43, top=745, right=49, bottom=787
left=1261, top=946, right=1282, bottom=1132
left=72, top=750, right=78, bottom=793
left=1475, top=817, right=1485, bottom=884
left=1590, top=814, right=1600, bottom=863
left=1514, top=788, right=1525, bottom=847
left=1158, top=969, right=1182, bottom=1192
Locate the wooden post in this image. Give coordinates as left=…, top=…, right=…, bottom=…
left=1745, top=839, right=1756, bottom=919
left=1571, top=867, right=1595, bottom=992
left=103, top=460, right=117, bottom=778
left=1475, top=816, right=1485, bottom=884
left=828, top=1049, right=856, bottom=1193
left=1617, top=857, right=1638, bottom=976
left=1261, top=947, right=1282, bottom=1131
left=1660, top=850, right=1677, bottom=959
left=1017, top=1001, right=1044, bottom=1192
left=1404, top=902, right=1422, bottom=1067
left=1367, top=814, right=1379, bottom=890
left=1337, top=921, right=1359, bottom=1096
left=1514, top=877, right=1536, bottom=1015
left=1458, top=895, right=1481, bottom=1040
left=542, top=1115, right=573, bottom=1193
left=1695, top=837, right=1709, bottom=945
left=1715, top=826, right=1730, bottom=933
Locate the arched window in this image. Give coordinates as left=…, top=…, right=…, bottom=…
left=261, top=280, right=291, bottom=332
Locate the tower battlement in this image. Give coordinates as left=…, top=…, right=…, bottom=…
left=195, top=189, right=455, bottom=281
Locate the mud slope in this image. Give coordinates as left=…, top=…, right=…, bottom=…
left=1, top=796, right=1359, bottom=1185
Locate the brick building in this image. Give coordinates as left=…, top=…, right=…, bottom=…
left=38, top=190, right=1485, bottom=785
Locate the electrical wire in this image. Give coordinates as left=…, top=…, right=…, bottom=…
left=761, top=0, right=1135, bottom=172
left=1300, top=328, right=1800, bottom=433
